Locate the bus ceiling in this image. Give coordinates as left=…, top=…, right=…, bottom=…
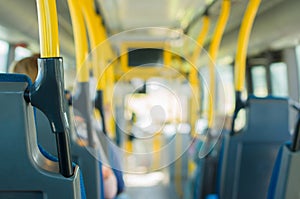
left=0, top=0, right=298, bottom=61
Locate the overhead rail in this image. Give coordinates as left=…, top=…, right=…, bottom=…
left=207, top=0, right=230, bottom=129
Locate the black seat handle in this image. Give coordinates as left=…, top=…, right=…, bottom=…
left=230, top=91, right=247, bottom=135
left=25, top=58, right=73, bottom=178
left=95, top=90, right=107, bottom=135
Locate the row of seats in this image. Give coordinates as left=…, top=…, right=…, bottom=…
left=0, top=73, right=83, bottom=198
left=195, top=96, right=296, bottom=199
left=0, top=57, right=122, bottom=198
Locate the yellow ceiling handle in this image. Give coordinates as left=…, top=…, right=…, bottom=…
left=207, top=0, right=231, bottom=128
left=235, top=0, right=261, bottom=92
left=36, top=0, right=60, bottom=57
left=67, top=0, right=89, bottom=82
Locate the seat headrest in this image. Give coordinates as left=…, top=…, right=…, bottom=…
left=244, top=96, right=290, bottom=140
left=0, top=73, right=32, bottom=85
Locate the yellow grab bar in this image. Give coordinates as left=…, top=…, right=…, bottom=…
left=235, top=0, right=261, bottom=91
left=36, top=0, right=60, bottom=57
left=81, top=0, right=107, bottom=90
left=67, top=0, right=89, bottom=82
left=81, top=0, right=101, bottom=49
left=95, top=16, right=113, bottom=91
left=207, top=0, right=230, bottom=128
left=191, top=15, right=211, bottom=68
left=190, top=15, right=210, bottom=85
left=189, top=15, right=210, bottom=136
left=81, top=0, right=116, bottom=138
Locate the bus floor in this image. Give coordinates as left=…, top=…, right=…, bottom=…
left=120, top=136, right=191, bottom=198
left=123, top=170, right=179, bottom=199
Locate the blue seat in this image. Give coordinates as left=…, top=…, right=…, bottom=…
left=267, top=143, right=285, bottom=199
left=35, top=95, right=105, bottom=199
left=38, top=144, right=87, bottom=199
left=267, top=142, right=300, bottom=199
left=215, top=96, right=291, bottom=199
left=0, top=73, right=84, bottom=198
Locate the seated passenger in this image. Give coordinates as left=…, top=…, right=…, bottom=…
left=12, top=55, right=118, bottom=199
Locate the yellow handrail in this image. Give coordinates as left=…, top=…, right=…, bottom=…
left=190, top=15, right=210, bottom=85
left=67, top=0, right=89, bottom=82
left=81, top=0, right=99, bottom=49
left=189, top=15, right=210, bottom=136
left=81, top=0, right=116, bottom=139
left=207, top=0, right=230, bottom=128
left=191, top=15, right=211, bottom=68
left=97, top=15, right=115, bottom=91
left=235, top=0, right=261, bottom=91
left=81, top=0, right=107, bottom=90
left=36, top=0, right=60, bottom=57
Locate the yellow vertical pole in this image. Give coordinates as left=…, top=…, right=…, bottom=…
left=36, top=0, right=60, bottom=57
left=235, top=0, right=262, bottom=92
left=67, top=0, right=89, bottom=82
left=81, top=0, right=116, bottom=139
left=189, top=15, right=210, bottom=137
left=231, top=0, right=261, bottom=134
left=191, top=15, right=211, bottom=66
left=207, top=0, right=230, bottom=128
left=125, top=137, right=133, bottom=153
left=36, top=0, right=74, bottom=177
left=152, top=132, right=161, bottom=170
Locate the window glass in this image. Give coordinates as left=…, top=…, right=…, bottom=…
left=217, top=64, right=234, bottom=114
left=0, top=40, right=9, bottom=72
left=296, top=45, right=300, bottom=65
left=270, top=62, right=288, bottom=97
left=251, top=66, right=268, bottom=97
left=296, top=46, right=300, bottom=92
left=14, top=46, right=31, bottom=61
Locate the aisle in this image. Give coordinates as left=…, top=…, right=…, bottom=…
left=125, top=184, right=178, bottom=199
left=123, top=172, right=179, bottom=199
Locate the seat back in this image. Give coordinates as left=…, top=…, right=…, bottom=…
left=268, top=143, right=300, bottom=199
left=218, top=97, right=291, bottom=199
left=36, top=102, right=104, bottom=199
left=0, top=74, right=82, bottom=199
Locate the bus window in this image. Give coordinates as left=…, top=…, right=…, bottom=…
left=217, top=64, right=234, bottom=114
left=296, top=46, right=300, bottom=88
left=14, top=46, right=31, bottom=61
left=0, top=40, right=9, bottom=72
left=270, top=62, right=288, bottom=97
left=251, top=66, right=268, bottom=97
left=296, top=45, right=300, bottom=64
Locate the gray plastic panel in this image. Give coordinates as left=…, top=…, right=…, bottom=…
left=36, top=102, right=103, bottom=199
left=274, top=145, right=300, bottom=199
left=73, top=82, right=94, bottom=146
left=218, top=97, right=291, bottom=199
left=199, top=134, right=224, bottom=199
left=0, top=81, right=81, bottom=199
